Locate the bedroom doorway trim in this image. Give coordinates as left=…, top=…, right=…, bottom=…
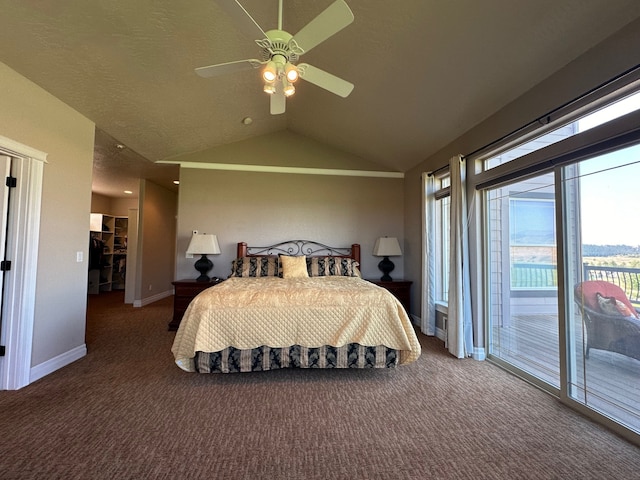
left=0, top=133, right=46, bottom=390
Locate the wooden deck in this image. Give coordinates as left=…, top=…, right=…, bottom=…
left=491, top=313, right=640, bottom=432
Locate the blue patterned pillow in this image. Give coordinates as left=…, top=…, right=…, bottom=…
left=230, top=256, right=279, bottom=277
left=306, top=256, right=360, bottom=277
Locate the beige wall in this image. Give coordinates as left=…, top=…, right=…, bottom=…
left=137, top=180, right=177, bottom=300
left=176, top=168, right=405, bottom=281
left=0, top=62, right=95, bottom=367
left=170, top=129, right=394, bottom=172
left=403, top=18, right=640, bottom=333
left=91, top=193, right=138, bottom=217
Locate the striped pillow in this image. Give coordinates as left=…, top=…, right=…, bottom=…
left=306, top=256, right=360, bottom=277
left=230, top=256, right=279, bottom=277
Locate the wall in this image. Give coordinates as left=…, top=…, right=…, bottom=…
left=176, top=168, right=405, bottom=282
left=403, top=18, right=640, bottom=341
left=0, top=62, right=95, bottom=370
left=136, top=179, right=177, bottom=304
left=91, top=192, right=138, bottom=217
left=91, top=193, right=111, bottom=215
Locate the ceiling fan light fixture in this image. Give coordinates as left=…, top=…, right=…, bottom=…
left=195, top=0, right=355, bottom=114
left=262, top=60, right=277, bottom=82
left=285, top=63, right=298, bottom=82
left=283, top=81, right=295, bottom=97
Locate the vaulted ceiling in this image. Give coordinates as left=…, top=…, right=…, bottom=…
left=1, top=0, right=639, bottom=197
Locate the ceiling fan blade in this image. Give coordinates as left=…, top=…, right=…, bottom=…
left=289, top=0, right=354, bottom=55
left=270, top=90, right=286, bottom=115
left=195, top=59, right=263, bottom=78
left=216, top=0, right=268, bottom=40
left=297, top=63, right=354, bottom=98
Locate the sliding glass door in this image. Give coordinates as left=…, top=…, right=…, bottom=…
left=486, top=172, right=560, bottom=388
left=485, top=147, right=640, bottom=435
left=564, top=150, right=640, bottom=432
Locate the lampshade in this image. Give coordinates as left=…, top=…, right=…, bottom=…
left=373, top=237, right=402, bottom=257
left=186, top=234, right=220, bottom=255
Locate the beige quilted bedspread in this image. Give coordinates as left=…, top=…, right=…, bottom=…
left=172, top=276, right=421, bottom=372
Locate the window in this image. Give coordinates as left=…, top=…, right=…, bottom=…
left=434, top=173, right=450, bottom=303
left=484, top=90, right=640, bottom=170
left=509, top=195, right=557, bottom=290
left=509, top=197, right=555, bottom=246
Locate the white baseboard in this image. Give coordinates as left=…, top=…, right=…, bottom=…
left=30, top=344, right=87, bottom=384
left=472, top=347, right=486, bottom=361
left=133, top=289, right=173, bottom=308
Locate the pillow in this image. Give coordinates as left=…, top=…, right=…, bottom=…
left=306, top=256, right=360, bottom=277
left=280, top=255, right=309, bottom=278
left=230, top=256, right=279, bottom=277
left=596, top=292, right=636, bottom=317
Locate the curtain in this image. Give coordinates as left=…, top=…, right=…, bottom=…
left=421, top=173, right=436, bottom=336
left=447, top=155, right=473, bottom=357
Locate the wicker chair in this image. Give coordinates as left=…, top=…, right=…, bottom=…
left=574, top=281, right=640, bottom=361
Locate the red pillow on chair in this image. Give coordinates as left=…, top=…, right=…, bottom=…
left=576, top=281, right=639, bottom=318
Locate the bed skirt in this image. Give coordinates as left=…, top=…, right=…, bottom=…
left=194, top=344, right=399, bottom=373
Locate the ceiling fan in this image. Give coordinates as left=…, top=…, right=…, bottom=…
left=195, top=0, right=355, bottom=115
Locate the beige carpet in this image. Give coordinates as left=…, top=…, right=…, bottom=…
left=0, top=291, right=638, bottom=479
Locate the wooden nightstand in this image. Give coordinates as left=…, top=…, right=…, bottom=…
left=169, top=279, right=222, bottom=331
left=368, top=279, right=412, bottom=314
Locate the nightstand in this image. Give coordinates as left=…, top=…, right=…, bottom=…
left=368, top=279, right=412, bottom=314
left=169, top=279, right=222, bottom=331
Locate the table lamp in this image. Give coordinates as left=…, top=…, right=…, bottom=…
left=186, top=233, right=221, bottom=282
left=373, top=236, right=402, bottom=281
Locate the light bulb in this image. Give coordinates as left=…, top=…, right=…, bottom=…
left=283, top=82, right=295, bottom=97
left=285, top=63, right=298, bottom=82
left=262, top=61, right=277, bottom=82
left=263, top=83, right=276, bottom=94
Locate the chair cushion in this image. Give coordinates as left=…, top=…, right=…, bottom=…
left=576, top=280, right=638, bottom=318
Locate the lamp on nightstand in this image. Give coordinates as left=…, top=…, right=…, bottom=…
left=373, top=236, right=402, bottom=281
left=186, top=233, right=221, bottom=282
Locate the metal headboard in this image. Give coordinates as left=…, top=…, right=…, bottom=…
left=237, top=240, right=360, bottom=264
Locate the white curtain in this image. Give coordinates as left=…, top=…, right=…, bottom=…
left=421, top=173, right=436, bottom=336
left=447, top=155, right=473, bottom=357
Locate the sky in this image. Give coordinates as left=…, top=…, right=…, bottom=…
left=576, top=92, right=640, bottom=246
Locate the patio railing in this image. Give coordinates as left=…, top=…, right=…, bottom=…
left=511, top=262, right=557, bottom=289
left=511, top=262, right=640, bottom=306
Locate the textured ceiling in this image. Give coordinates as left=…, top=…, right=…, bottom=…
left=1, top=0, right=640, bottom=197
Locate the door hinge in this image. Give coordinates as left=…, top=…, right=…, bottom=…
left=5, top=176, right=16, bottom=188
left=0, top=260, right=11, bottom=271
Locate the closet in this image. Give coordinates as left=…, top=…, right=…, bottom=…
left=88, top=213, right=127, bottom=294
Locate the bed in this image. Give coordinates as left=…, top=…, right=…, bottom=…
left=171, top=240, right=421, bottom=373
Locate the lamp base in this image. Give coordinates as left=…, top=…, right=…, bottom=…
left=378, top=256, right=395, bottom=282
left=194, top=254, right=214, bottom=282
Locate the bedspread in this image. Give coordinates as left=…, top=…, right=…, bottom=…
left=171, top=276, right=421, bottom=372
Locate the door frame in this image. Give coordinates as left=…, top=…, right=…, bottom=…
left=0, top=134, right=45, bottom=390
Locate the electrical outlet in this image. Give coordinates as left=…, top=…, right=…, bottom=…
left=76, top=251, right=83, bottom=262
left=148, top=284, right=152, bottom=291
